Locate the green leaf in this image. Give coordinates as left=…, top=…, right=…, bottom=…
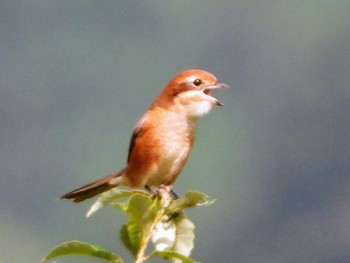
left=120, top=193, right=162, bottom=256
left=166, top=190, right=215, bottom=214
left=120, top=222, right=142, bottom=255
left=41, top=240, right=124, bottom=263
left=87, top=189, right=149, bottom=217
left=150, top=250, right=199, bottom=263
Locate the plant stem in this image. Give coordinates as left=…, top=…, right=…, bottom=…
left=135, top=210, right=164, bottom=263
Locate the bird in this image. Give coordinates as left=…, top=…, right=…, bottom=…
left=61, top=69, right=228, bottom=202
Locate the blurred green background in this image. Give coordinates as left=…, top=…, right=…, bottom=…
left=1, top=1, right=350, bottom=262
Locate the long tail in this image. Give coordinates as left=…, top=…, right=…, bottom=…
left=61, top=170, right=125, bottom=203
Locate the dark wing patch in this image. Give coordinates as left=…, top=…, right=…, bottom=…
left=127, top=126, right=145, bottom=163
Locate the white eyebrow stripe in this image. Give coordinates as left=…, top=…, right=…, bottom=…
left=184, top=75, right=198, bottom=83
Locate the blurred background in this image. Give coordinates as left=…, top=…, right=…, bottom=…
left=1, top=1, right=350, bottom=262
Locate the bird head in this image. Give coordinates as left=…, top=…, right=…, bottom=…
left=156, top=69, right=229, bottom=118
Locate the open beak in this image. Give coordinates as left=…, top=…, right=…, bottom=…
left=203, top=83, right=229, bottom=106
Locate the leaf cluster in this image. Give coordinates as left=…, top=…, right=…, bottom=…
left=42, top=189, right=214, bottom=263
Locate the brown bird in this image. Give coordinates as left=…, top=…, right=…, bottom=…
left=61, top=69, right=228, bottom=202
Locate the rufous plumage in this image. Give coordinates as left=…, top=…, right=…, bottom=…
left=61, top=69, right=228, bottom=202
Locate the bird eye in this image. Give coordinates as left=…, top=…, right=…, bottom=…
left=193, top=79, right=202, bottom=86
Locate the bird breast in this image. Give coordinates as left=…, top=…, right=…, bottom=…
left=146, top=110, right=196, bottom=186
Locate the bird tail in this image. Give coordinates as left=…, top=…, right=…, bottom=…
left=60, top=170, right=125, bottom=203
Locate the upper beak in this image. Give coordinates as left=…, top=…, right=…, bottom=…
left=203, top=83, right=229, bottom=106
